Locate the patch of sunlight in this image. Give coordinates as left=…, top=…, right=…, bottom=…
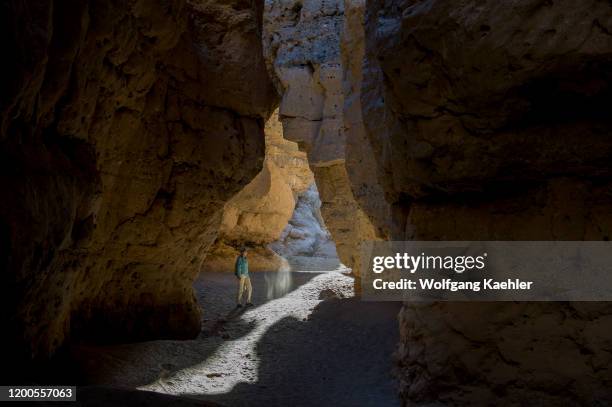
left=137, top=272, right=352, bottom=397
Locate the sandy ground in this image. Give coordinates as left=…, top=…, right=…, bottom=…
left=66, top=270, right=401, bottom=406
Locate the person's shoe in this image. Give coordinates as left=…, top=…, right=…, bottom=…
left=236, top=304, right=243, bottom=308
left=246, top=302, right=254, bottom=307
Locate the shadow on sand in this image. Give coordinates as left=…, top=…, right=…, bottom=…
left=58, top=272, right=319, bottom=388
left=43, top=272, right=400, bottom=406
left=189, top=297, right=402, bottom=407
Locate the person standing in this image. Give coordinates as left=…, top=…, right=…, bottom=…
left=235, top=247, right=253, bottom=307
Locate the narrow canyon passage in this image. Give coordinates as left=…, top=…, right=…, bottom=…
left=68, top=270, right=401, bottom=406
left=5, top=1, right=612, bottom=405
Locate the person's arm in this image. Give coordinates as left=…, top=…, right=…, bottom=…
left=234, top=257, right=240, bottom=278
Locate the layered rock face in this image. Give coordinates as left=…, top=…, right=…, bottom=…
left=201, top=109, right=314, bottom=272
left=1, top=0, right=276, bottom=365
left=348, top=0, right=612, bottom=404
left=271, top=183, right=341, bottom=271
left=263, top=0, right=387, bottom=285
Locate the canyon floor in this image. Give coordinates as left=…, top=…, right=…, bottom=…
left=67, top=270, right=401, bottom=406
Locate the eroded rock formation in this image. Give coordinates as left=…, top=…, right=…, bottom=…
left=201, top=109, right=314, bottom=272
left=1, top=0, right=277, bottom=366
left=271, top=183, right=341, bottom=271
left=263, top=0, right=387, bottom=286
left=347, top=0, right=612, bottom=404
left=4, top=0, right=612, bottom=402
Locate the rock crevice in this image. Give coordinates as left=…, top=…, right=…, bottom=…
left=263, top=0, right=388, bottom=285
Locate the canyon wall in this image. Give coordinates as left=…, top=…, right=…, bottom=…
left=201, top=109, right=314, bottom=272
left=1, top=0, right=277, bottom=366
left=263, top=0, right=387, bottom=286
left=346, top=0, right=612, bottom=404
left=270, top=183, right=342, bottom=271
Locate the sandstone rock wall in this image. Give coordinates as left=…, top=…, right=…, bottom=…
left=263, top=0, right=386, bottom=285
left=349, top=0, right=612, bottom=404
left=201, top=109, right=315, bottom=272
left=271, top=183, right=342, bottom=271
left=1, top=0, right=277, bottom=366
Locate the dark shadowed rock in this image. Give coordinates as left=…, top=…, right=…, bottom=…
left=346, top=0, right=612, bottom=404
left=1, top=0, right=277, bottom=370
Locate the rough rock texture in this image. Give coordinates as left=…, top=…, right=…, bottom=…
left=201, top=109, right=314, bottom=272
left=263, top=0, right=386, bottom=286
left=349, top=0, right=612, bottom=404
left=342, top=0, right=394, bottom=238
left=1, top=0, right=277, bottom=366
left=270, top=184, right=342, bottom=271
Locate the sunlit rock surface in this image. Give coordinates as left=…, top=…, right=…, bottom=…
left=263, top=0, right=385, bottom=285
left=1, top=0, right=277, bottom=365
left=271, top=184, right=341, bottom=271
left=353, top=0, right=612, bottom=404
left=201, top=110, right=315, bottom=272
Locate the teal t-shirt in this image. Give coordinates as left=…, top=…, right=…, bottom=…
left=235, top=255, right=249, bottom=277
